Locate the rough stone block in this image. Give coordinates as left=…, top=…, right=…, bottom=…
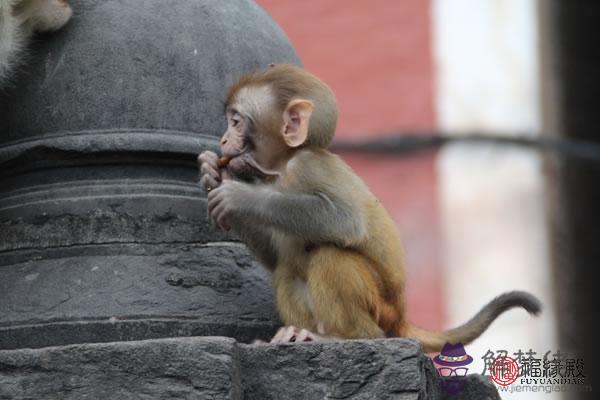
left=0, top=337, right=500, bottom=399
left=0, top=337, right=240, bottom=400
left=240, top=339, right=438, bottom=400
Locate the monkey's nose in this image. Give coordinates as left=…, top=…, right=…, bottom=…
left=221, top=138, right=228, bottom=145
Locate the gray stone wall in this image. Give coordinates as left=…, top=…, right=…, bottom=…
left=0, top=0, right=300, bottom=349
left=0, top=337, right=500, bottom=400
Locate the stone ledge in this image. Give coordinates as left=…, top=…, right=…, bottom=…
left=0, top=337, right=499, bottom=399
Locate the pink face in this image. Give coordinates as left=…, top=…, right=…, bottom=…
left=219, top=106, right=283, bottom=181
left=219, top=108, right=263, bottom=180
left=220, top=109, right=247, bottom=159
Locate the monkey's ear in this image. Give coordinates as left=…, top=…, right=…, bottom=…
left=282, top=99, right=314, bottom=148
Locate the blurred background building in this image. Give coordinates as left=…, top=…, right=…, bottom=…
left=256, top=1, right=597, bottom=399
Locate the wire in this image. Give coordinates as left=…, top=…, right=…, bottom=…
left=331, top=133, right=600, bottom=162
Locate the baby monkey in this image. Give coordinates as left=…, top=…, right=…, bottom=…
left=198, top=64, right=541, bottom=351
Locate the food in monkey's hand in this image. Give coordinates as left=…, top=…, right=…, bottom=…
left=219, top=153, right=280, bottom=182
left=217, top=156, right=231, bottom=168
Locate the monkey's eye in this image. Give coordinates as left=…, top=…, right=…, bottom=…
left=231, top=115, right=242, bottom=128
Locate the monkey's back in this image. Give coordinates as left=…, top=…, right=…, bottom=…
left=282, top=148, right=406, bottom=277
left=321, top=150, right=407, bottom=310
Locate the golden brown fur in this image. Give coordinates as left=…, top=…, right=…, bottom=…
left=227, top=64, right=338, bottom=148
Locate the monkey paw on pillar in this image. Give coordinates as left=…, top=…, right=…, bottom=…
left=0, top=0, right=300, bottom=350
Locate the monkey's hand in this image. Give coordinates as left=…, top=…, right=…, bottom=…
left=198, top=150, right=224, bottom=192
left=207, top=180, right=256, bottom=231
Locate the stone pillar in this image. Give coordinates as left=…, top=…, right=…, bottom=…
left=0, top=0, right=300, bottom=350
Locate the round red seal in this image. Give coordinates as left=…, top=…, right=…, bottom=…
left=490, top=356, right=520, bottom=386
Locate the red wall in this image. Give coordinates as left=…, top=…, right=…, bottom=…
left=256, top=0, right=442, bottom=330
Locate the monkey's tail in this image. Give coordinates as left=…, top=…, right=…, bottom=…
left=405, top=291, right=542, bottom=354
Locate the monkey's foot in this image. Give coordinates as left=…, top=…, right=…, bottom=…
left=270, top=326, right=325, bottom=344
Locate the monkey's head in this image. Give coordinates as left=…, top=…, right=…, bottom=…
left=221, top=64, right=338, bottom=180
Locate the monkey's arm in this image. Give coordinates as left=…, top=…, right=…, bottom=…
left=231, top=218, right=278, bottom=271
left=257, top=189, right=366, bottom=245
left=198, top=152, right=278, bottom=269
left=208, top=180, right=366, bottom=246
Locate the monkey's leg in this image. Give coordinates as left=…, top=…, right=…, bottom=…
left=272, top=263, right=316, bottom=331
left=306, top=247, right=385, bottom=339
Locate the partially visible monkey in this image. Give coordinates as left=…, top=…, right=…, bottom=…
left=198, top=64, right=541, bottom=352
left=0, top=0, right=72, bottom=86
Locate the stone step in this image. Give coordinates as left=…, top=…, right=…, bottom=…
left=0, top=337, right=499, bottom=399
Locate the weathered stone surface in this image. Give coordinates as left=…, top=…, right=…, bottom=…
left=240, top=338, right=439, bottom=400
left=0, top=0, right=300, bottom=141
left=0, top=243, right=279, bottom=349
left=439, top=374, right=501, bottom=400
left=0, top=337, right=240, bottom=400
left=0, top=337, right=500, bottom=399
left=0, top=0, right=299, bottom=348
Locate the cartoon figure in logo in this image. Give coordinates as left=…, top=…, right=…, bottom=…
left=432, top=342, right=473, bottom=395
